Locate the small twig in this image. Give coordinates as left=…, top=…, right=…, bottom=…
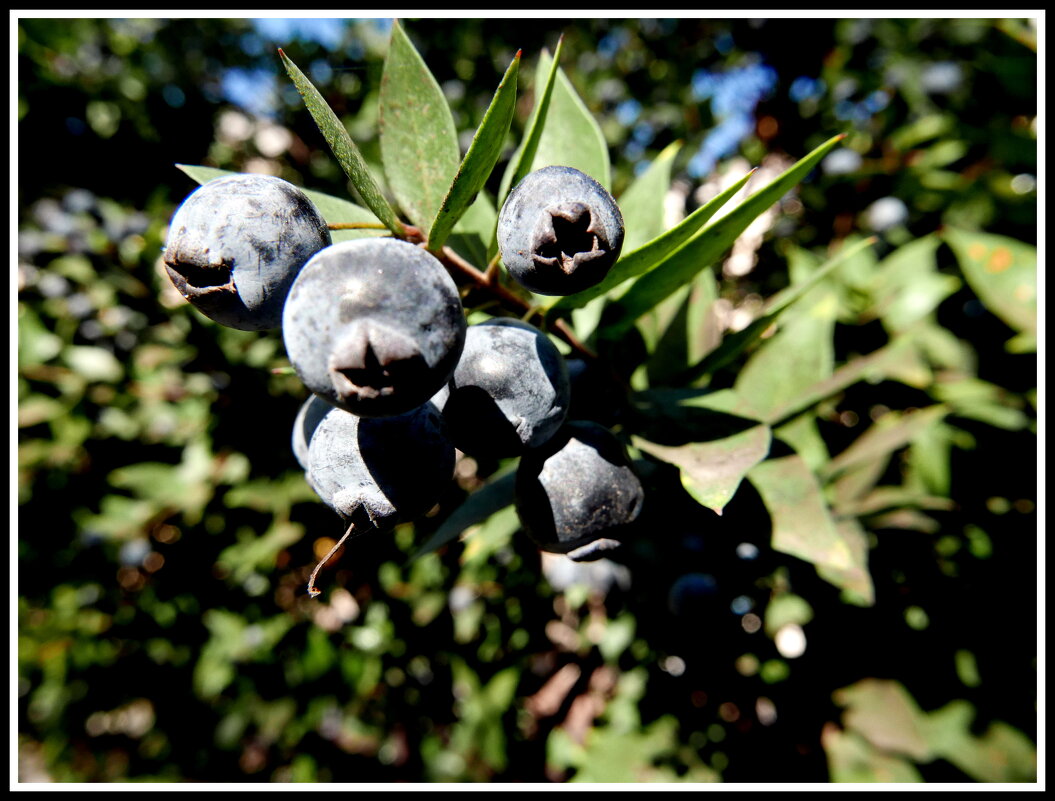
left=307, top=520, right=357, bottom=598
left=483, top=251, right=503, bottom=283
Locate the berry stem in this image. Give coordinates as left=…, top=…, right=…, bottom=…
left=306, top=519, right=356, bottom=598
left=436, top=245, right=597, bottom=360
left=328, top=222, right=390, bottom=230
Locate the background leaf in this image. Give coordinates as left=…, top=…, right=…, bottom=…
left=616, top=140, right=682, bottom=252
left=634, top=424, right=771, bottom=514
left=749, top=454, right=866, bottom=592
left=599, top=134, right=846, bottom=335
left=942, top=226, right=1037, bottom=347
left=379, top=20, right=460, bottom=235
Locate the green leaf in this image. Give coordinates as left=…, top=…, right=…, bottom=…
left=278, top=48, right=405, bottom=236
left=529, top=50, right=611, bottom=189
left=378, top=20, right=460, bottom=235
left=428, top=51, right=520, bottom=250
left=409, top=469, right=516, bottom=561
left=942, top=226, right=1037, bottom=346
left=822, top=405, right=949, bottom=481
left=633, top=424, right=771, bottom=514
left=497, top=35, right=565, bottom=204
left=685, top=234, right=877, bottom=384
left=732, top=303, right=836, bottom=423
left=748, top=454, right=864, bottom=590
left=617, top=140, right=683, bottom=252
left=551, top=168, right=754, bottom=313
left=600, top=133, right=847, bottom=336
left=640, top=269, right=721, bottom=386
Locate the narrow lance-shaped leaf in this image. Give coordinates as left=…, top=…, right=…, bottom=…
left=278, top=48, right=405, bottom=236
left=175, top=164, right=387, bottom=243
left=497, top=34, right=565, bottom=205
left=618, top=140, right=684, bottom=252
left=428, top=51, right=521, bottom=250
left=550, top=167, right=755, bottom=313
left=685, top=235, right=877, bottom=382
left=600, top=133, right=847, bottom=336
left=379, top=20, right=460, bottom=236
left=526, top=47, right=611, bottom=189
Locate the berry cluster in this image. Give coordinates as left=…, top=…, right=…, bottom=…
left=163, top=165, right=642, bottom=597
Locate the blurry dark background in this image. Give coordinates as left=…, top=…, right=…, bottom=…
left=17, top=17, right=1037, bottom=783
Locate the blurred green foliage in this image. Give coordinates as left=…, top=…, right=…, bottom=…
left=18, top=17, right=1036, bottom=784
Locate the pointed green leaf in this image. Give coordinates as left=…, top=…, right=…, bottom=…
left=378, top=20, right=460, bottom=235
left=497, top=35, right=565, bottom=204
left=409, top=469, right=516, bottom=561
left=551, top=168, right=754, bottom=313
left=942, top=226, right=1037, bottom=344
left=175, top=164, right=387, bottom=243
left=617, top=140, right=683, bottom=252
left=600, top=133, right=847, bottom=335
left=748, top=454, right=861, bottom=587
left=428, top=51, right=521, bottom=250
left=634, top=424, right=771, bottom=514
left=278, top=48, right=405, bottom=236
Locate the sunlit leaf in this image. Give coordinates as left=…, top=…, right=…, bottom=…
left=428, top=51, right=520, bottom=250
left=600, top=133, right=846, bottom=336
left=617, top=140, right=683, bottom=252
left=497, top=35, right=565, bottom=204
left=279, top=48, right=405, bottom=235
left=527, top=43, right=609, bottom=189
left=634, top=424, right=771, bottom=514
left=551, top=168, right=754, bottom=314
left=379, top=20, right=460, bottom=235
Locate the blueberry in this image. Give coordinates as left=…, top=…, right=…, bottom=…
left=282, top=238, right=467, bottom=418
left=515, top=421, right=644, bottom=561
left=291, top=393, right=333, bottom=471
left=434, top=318, right=570, bottom=458
left=498, top=166, right=624, bottom=296
left=163, top=174, right=331, bottom=330
left=306, top=401, right=454, bottom=531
